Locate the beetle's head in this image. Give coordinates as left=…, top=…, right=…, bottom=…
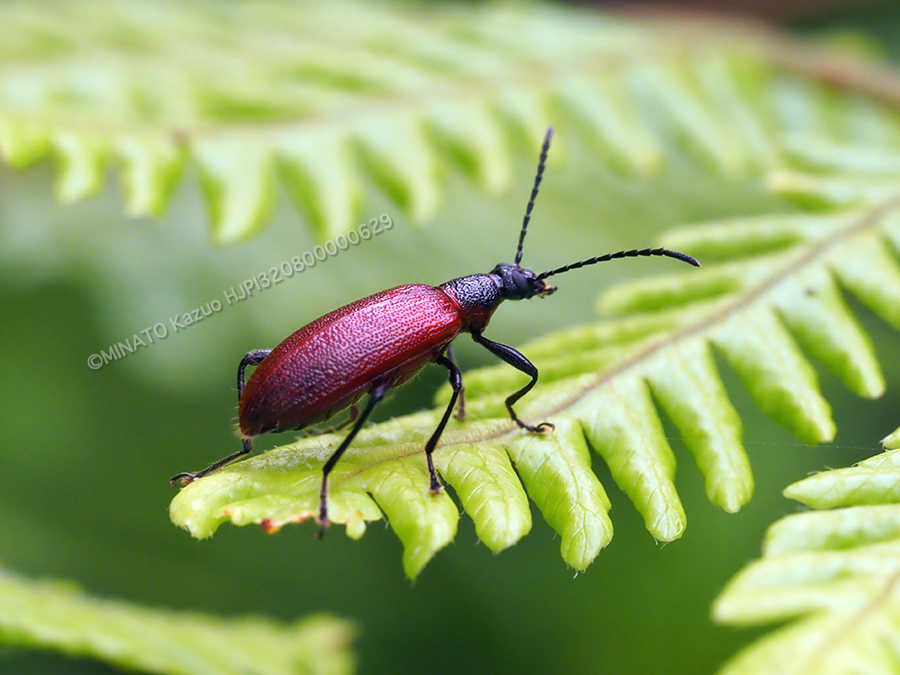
left=490, top=263, right=556, bottom=301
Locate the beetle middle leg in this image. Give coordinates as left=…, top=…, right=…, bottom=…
left=471, top=331, right=553, bottom=433
left=318, top=383, right=389, bottom=538
left=170, top=349, right=272, bottom=486
left=422, top=352, right=464, bottom=493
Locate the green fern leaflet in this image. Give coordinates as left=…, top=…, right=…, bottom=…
left=0, top=568, right=354, bottom=675
left=714, top=427, right=900, bottom=675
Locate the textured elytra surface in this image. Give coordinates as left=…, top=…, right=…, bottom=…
left=240, top=285, right=462, bottom=435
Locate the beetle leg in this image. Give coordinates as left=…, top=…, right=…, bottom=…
left=423, top=353, right=464, bottom=493
left=318, top=383, right=389, bottom=538
left=471, top=331, right=554, bottom=434
left=238, top=349, right=271, bottom=399
left=170, top=438, right=255, bottom=486
left=327, top=403, right=361, bottom=432
left=170, top=349, right=272, bottom=486
left=304, top=404, right=361, bottom=436
left=445, top=345, right=466, bottom=421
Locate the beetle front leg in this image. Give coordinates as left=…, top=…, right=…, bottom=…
left=471, top=331, right=553, bottom=433
left=170, top=349, right=272, bottom=486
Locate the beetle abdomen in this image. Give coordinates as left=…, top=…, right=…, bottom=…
left=239, top=285, right=463, bottom=437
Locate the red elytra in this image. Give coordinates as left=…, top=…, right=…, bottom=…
left=240, top=285, right=463, bottom=437
left=172, top=127, right=700, bottom=537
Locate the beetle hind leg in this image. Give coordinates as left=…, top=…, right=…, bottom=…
left=170, top=437, right=254, bottom=486
left=238, top=349, right=271, bottom=397
left=170, top=349, right=271, bottom=487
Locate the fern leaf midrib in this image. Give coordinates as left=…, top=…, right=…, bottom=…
left=8, top=35, right=736, bottom=141
left=807, top=565, right=900, bottom=669
left=179, top=28, right=900, bottom=140
left=155, top=56, right=626, bottom=138
left=318, top=198, right=900, bottom=479
left=761, top=33, right=900, bottom=110
left=472, top=193, right=900, bottom=437
left=682, top=24, right=900, bottom=110
left=9, top=48, right=641, bottom=139
left=265, top=194, right=900, bottom=496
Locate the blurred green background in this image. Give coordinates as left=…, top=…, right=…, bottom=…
left=2, top=2, right=900, bottom=674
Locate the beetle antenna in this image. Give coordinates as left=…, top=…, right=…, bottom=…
left=537, top=247, right=700, bottom=280
left=515, top=127, right=553, bottom=266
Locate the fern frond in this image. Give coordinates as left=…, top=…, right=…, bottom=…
left=3, top=0, right=900, bottom=242
left=171, top=190, right=900, bottom=577
left=162, top=5, right=900, bottom=576
left=0, top=568, right=354, bottom=675
left=713, top=431, right=900, bottom=675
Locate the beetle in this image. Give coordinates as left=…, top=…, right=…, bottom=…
left=171, top=127, right=699, bottom=536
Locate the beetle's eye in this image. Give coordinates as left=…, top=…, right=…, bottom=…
left=513, top=272, right=531, bottom=295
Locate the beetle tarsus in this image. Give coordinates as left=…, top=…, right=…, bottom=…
left=317, top=480, right=330, bottom=539
left=315, top=514, right=329, bottom=539
left=470, top=331, right=552, bottom=434
left=171, top=439, right=253, bottom=488
left=426, top=451, right=444, bottom=493
left=170, top=352, right=271, bottom=488
left=520, top=421, right=554, bottom=434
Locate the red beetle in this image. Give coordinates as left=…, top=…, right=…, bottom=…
left=172, top=128, right=699, bottom=535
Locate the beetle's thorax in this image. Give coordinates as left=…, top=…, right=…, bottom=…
left=439, top=263, right=556, bottom=332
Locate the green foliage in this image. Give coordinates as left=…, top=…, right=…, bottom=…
left=1, top=0, right=895, bottom=245
left=172, top=180, right=900, bottom=577
left=713, top=429, right=900, bottom=675
left=159, top=3, right=900, bottom=578
left=0, top=568, right=354, bottom=675
left=0, top=0, right=665, bottom=243
left=4, top=0, right=900, bottom=672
